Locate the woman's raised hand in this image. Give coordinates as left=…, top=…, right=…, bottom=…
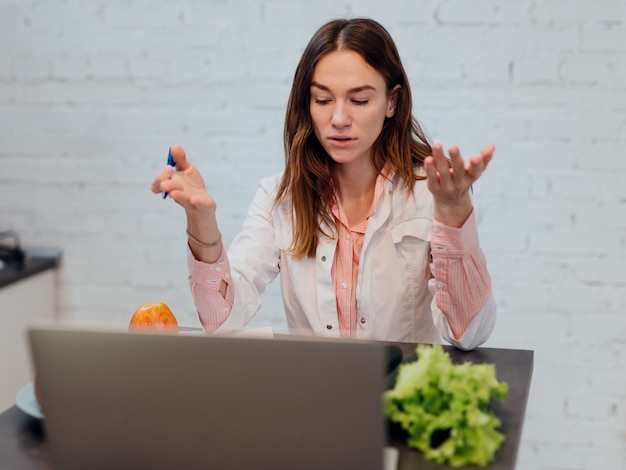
left=152, top=145, right=223, bottom=263
left=424, top=142, right=495, bottom=227
left=151, top=145, right=216, bottom=215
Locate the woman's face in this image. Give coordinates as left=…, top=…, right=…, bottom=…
left=309, top=50, right=397, bottom=170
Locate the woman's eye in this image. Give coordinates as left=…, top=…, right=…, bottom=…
left=352, top=100, right=369, bottom=105
left=314, top=98, right=330, bottom=105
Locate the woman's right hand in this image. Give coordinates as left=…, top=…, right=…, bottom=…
left=152, top=145, right=223, bottom=263
left=151, top=145, right=216, bottom=216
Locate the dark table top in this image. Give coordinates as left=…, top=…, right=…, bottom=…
left=0, top=342, right=533, bottom=470
left=0, top=249, right=61, bottom=289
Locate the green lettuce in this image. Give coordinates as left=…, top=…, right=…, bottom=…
left=384, top=344, right=508, bottom=467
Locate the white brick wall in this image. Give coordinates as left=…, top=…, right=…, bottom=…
left=1, top=1, right=625, bottom=468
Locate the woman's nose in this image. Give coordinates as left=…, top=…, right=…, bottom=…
left=331, top=102, right=350, bottom=128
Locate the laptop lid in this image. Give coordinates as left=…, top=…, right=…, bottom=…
left=28, top=326, right=385, bottom=470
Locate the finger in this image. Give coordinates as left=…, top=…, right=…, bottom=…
left=430, top=142, right=447, bottom=166
left=465, top=156, right=486, bottom=180
left=473, top=144, right=494, bottom=170
left=466, top=144, right=495, bottom=175
left=447, top=145, right=465, bottom=180
left=481, top=144, right=495, bottom=165
left=159, top=175, right=179, bottom=196
left=170, top=144, right=191, bottom=170
left=423, top=156, right=440, bottom=186
left=164, top=188, right=188, bottom=207
left=430, top=142, right=452, bottom=177
left=433, top=143, right=459, bottom=190
left=151, top=166, right=175, bottom=193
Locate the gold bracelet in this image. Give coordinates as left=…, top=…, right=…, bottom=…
left=186, top=230, right=222, bottom=248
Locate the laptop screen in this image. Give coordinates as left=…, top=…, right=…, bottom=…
left=29, top=327, right=386, bottom=470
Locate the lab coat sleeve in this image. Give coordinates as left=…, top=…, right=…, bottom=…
left=209, top=175, right=283, bottom=333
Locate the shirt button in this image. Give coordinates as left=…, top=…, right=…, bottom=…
left=437, top=282, right=444, bottom=289
left=432, top=226, right=441, bottom=233
left=360, top=317, right=366, bottom=324
left=345, top=234, right=351, bottom=241
left=326, top=324, right=333, bottom=330
left=341, top=281, right=348, bottom=289
left=221, top=306, right=229, bottom=313
left=321, top=256, right=327, bottom=262
left=214, top=266, right=222, bottom=272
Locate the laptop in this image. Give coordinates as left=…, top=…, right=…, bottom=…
left=28, top=326, right=386, bottom=470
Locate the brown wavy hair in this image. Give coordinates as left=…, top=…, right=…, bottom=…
left=275, top=18, right=432, bottom=259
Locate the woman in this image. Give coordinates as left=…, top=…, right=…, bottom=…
left=152, top=18, right=496, bottom=350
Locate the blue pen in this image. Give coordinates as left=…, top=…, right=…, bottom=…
left=163, top=147, right=175, bottom=199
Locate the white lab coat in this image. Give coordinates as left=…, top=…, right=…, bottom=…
left=215, top=172, right=496, bottom=350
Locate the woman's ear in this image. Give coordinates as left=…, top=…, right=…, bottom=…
left=386, top=85, right=401, bottom=118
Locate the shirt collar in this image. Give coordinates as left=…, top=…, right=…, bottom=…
left=331, top=166, right=390, bottom=231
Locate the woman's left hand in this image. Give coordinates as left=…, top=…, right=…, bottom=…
left=424, top=142, right=495, bottom=227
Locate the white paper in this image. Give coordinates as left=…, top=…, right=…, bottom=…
left=384, top=446, right=399, bottom=470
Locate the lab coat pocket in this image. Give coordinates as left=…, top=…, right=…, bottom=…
left=389, top=217, right=432, bottom=303
left=389, top=217, right=431, bottom=243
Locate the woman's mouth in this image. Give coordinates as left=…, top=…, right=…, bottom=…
left=328, top=136, right=356, bottom=147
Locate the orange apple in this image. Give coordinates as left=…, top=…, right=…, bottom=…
left=129, top=302, right=178, bottom=332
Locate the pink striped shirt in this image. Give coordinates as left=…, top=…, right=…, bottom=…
left=330, top=172, right=385, bottom=338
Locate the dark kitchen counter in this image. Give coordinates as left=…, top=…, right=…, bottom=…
left=0, top=249, right=62, bottom=289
